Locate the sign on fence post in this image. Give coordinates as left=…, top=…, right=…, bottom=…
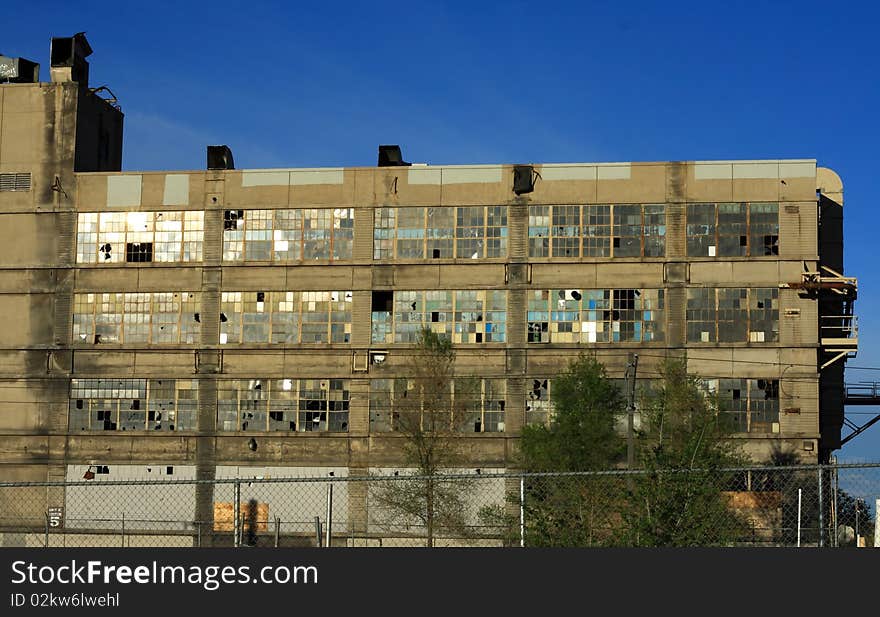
left=47, top=507, right=63, bottom=529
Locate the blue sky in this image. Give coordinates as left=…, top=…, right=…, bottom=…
left=6, top=1, right=880, bottom=460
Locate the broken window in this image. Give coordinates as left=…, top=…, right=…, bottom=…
left=582, top=205, right=611, bottom=257
left=76, top=211, right=203, bottom=264
left=453, top=290, right=506, bottom=343
left=369, top=377, right=504, bottom=433
left=687, top=202, right=779, bottom=257
left=69, top=378, right=197, bottom=431
left=371, top=290, right=394, bottom=344
left=373, top=206, right=507, bottom=260
left=612, top=205, right=641, bottom=257
left=526, top=379, right=551, bottom=426
left=716, top=288, right=748, bottom=342
left=371, top=290, right=507, bottom=343
left=303, top=208, right=332, bottom=260
left=750, top=203, right=779, bottom=256
left=73, top=292, right=200, bottom=345
left=687, top=203, right=717, bottom=256
left=528, top=206, right=551, bottom=257
left=221, top=290, right=352, bottom=345
left=426, top=207, right=455, bottom=258
left=528, top=288, right=663, bottom=343
left=643, top=204, right=666, bottom=257
left=221, top=208, right=352, bottom=263
left=702, top=378, right=779, bottom=433
left=218, top=378, right=348, bottom=432
left=373, top=208, right=396, bottom=259
left=687, top=288, right=778, bottom=343
left=530, top=204, right=665, bottom=258
left=552, top=205, right=581, bottom=257
left=717, top=203, right=748, bottom=257
left=455, top=206, right=485, bottom=259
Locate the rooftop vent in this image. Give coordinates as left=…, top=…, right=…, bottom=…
left=50, top=32, right=93, bottom=86
left=378, top=145, right=411, bottom=167
left=207, top=145, right=235, bottom=170
left=513, top=165, right=535, bottom=195
left=0, top=56, right=40, bottom=83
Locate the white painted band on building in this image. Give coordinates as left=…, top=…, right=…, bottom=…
left=694, top=163, right=733, bottom=180
left=407, top=167, right=442, bottom=185
left=779, top=162, right=815, bottom=178
left=695, top=160, right=816, bottom=180
left=539, top=165, right=598, bottom=181
left=106, top=175, right=143, bottom=207
left=733, top=162, right=779, bottom=179
left=163, top=174, right=190, bottom=206
left=241, top=170, right=291, bottom=187
left=240, top=168, right=345, bottom=187
left=290, top=169, right=344, bottom=185
left=442, top=166, right=503, bottom=184
left=596, top=164, right=632, bottom=180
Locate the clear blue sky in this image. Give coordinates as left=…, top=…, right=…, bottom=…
left=6, top=1, right=879, bottom=460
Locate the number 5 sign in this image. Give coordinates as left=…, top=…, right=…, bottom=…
left=47, top=507, right=64, bottom=529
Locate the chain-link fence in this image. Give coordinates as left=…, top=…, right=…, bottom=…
left=0, top=464, right=877, bottom=548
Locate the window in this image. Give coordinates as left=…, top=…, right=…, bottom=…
left=686, top=288, right=778, bottom=343
left=529, top=204, right=666, bottom=258
left=0, top=172, right=31, bottom=192
left=526, top=379, right=551, bottom=425
left=373, top=206, right=508, bottom=259
left=370, top=290, right=507, bottom=344
left=217, top=378, right=349, bottom=432
left=73, top=292, right=200, bottom=345
left=702, top=378, right=779, bottom=433
left=222, top=208, right=353, bottom=262
left=687, top=203, right=779, bottom=257
left=527, top=289, right=664, bottom=343
left=220, top=291, right=352, bottom=345
left=369, top=378, right=505, bottom=432
left=69, top=378, right=198, bottom=431
left=76, top=211, right=204, bottom=264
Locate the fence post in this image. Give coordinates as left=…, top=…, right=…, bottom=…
left=121, top=513, right=125, bottom=548
left=274, top=516, right=281, bottom=548
left=818, top=467, right=824, bottom=548
left=797, top=489, right=802, bottom=547
left=519, top=476, right=525, bottom=548
left=196, top=521, right=201, bottom=548
left=315, top=517, right=322, bottom=547
left=325, top=483, right=333, bottom=548
left=44, top=513, right=49, bottom=548
left=233, top=480, right=241, bottom=548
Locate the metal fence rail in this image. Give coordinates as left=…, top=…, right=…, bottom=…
left=0, top=464, right=877, bottom=548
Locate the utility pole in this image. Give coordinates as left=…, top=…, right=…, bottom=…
left=626, top=353, right=639, bottom=469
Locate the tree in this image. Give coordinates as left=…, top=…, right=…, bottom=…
left=370, top=328, right=479, bottom=547
left=619, top=357, right=748, bottom=546
left=483, top=353, right=627, bottom=546
left=519, top=353, right=626, bottom=472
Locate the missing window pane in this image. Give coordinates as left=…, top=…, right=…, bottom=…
left=125, top=242, right=153, bottom=263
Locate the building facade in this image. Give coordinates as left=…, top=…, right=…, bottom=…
left=0, top=36, right=858, bottom=531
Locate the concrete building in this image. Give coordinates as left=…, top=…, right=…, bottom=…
left=0, top=35, right=858, bottom=536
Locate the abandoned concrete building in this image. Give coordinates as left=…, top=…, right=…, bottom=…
left=0, top=35, right=858, bottom=539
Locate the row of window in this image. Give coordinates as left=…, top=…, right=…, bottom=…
left=67, top=377, right=780, bottom=434
left=73, top=203, right=781, bottom=264
left=70, top=288, right=780, bottom=346
left=370, top=290, right=507, bottom=344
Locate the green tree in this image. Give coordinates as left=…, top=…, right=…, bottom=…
left=485, top=353, right=627, bottom=546
left=619, top=357, right=748, bottom=546
left=519, top=353, right=626, bottom=472
left=370, top=328, right=479, bottom=547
